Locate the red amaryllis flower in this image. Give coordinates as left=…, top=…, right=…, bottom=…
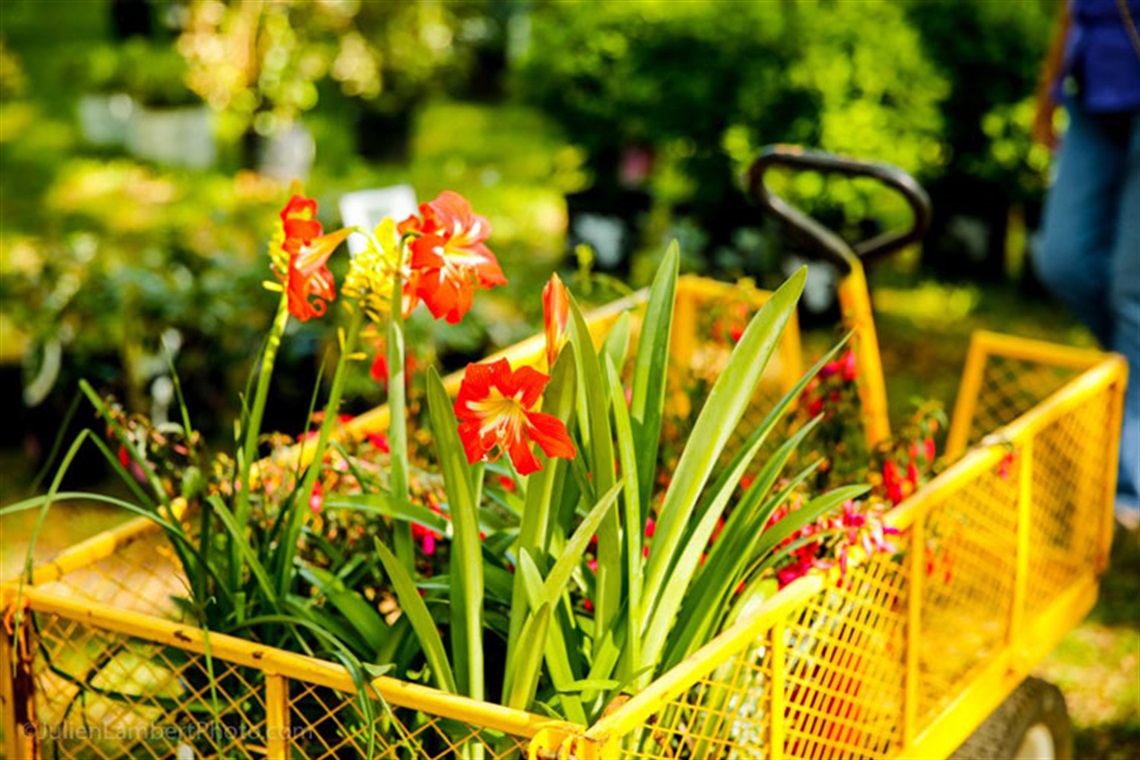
left=277, top=194, right=350, bottom=322
left=280, top=195, right=322, bottom=254
left=454, top=358, right=575, bottom=476
left=543, top=273, right=570, bottom=368
left=404, top=191, right=506, bottom=324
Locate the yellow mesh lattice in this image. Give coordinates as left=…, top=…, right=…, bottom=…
left=781, top=547, right=909, bottom=760
left=33, top=528, right=184, bottom=619
left=31, top=614, right=266, bottom=759
left=964, top=355, right=1079, bottom=447
left=617, top=637, right=774, bottom=759
left=288, top=682, right=528, bottom=759
left=1025, top=390, right=1113, bottom=618
left=618, top=542, right=909, bottom=760
left=916, top=459, right=1019, bottom=725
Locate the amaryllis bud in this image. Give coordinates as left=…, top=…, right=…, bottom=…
left=543, top=273, right=570, bottom=369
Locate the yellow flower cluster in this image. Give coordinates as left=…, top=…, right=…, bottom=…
left=343, top=218, right=404, bottom=323
left=267, top=226, right=290, bottom=282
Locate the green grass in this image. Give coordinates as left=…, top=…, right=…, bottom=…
left=1038, top=530, right=1140, bottom=759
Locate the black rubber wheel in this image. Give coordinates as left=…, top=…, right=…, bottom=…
left=951, top=677, right=1073, bottom=760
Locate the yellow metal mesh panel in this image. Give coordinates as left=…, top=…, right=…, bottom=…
left=616, top=635, right=774, bottom=759
left=964, top=355, right=1078, bottom=447
left=1025, top=391, right=1113, bottom=618
left=616, top=541, right=909, bottom=760
left=781, top=545, right=909, bottom=760
left=916, top=459, right=1019, bottom=724
left=287, top=682, right=528, bottom=759
left=33, top=528, right=185, bottom=619
left=29, top=612, right=266, bottom=759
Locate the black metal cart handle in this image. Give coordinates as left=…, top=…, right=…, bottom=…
left=747, top=145, right=932, bottom=273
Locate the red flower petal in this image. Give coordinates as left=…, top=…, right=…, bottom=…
left=524, top=411, right=577, bottom=460
left=507, top=433, right=542, bottom=476
left=458, top=419, right=490, bottom=465
left=502, top=365, right=550, bottom=409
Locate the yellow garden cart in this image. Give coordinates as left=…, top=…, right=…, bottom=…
left=1, top=147, right=1127, bottom=759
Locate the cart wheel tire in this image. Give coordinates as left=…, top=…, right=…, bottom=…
left=951, top=677, right=1073, bottom=760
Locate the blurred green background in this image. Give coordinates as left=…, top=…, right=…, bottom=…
left=0, top=0, right=1135, bottom=755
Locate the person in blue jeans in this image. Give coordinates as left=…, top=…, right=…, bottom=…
left=1034, top=0, right=1140, bottom=528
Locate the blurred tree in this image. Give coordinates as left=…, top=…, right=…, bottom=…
left=347, top=0, right=479, bottom=162
left=177, top=0, right=480, bottom=167
left=898, top=0, right=1057, bottom=281
left=514, top=0, right=946, bottom=275
left=178, top=0, right=346, bottom=166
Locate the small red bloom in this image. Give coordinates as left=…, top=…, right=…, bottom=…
left=370, top=353, right=389, bottom=386
left=405, top=191, right=506, bottom=324
left=454, top=358, right=576, bottom=476
left=841, top=350, right=857, bottom=381
left=365, top=431, right=390, bottom=453
left=277, top=194, right=350, bottom=322
left=280, top=195, right=321, bottom=254
left=543, top=273, right=570, bottom=369
left=998, top=452, right=1016, bottom=481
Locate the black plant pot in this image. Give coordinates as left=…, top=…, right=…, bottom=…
left=565, top=187, right=652, bottom=277
left=354, top=107, right=414, bottom=165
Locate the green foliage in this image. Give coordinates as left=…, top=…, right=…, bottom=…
left=0, top=162, right=283, bottom=423
left=515, top=0, right=947, bottom=250
left=177, top=0, right=483, bottom=142
left=900, top=0, right=1057, bottom=199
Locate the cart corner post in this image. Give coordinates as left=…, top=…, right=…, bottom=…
left=265, top=673, right=289, bottom=758
left=837, top=264, right=890, bottom=448
left=1, top=588, right=38, bottom=760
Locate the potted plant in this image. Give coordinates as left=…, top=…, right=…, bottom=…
left=121, top=39, right=216, bottom=169
left=69, top=42, right=135, bottom=147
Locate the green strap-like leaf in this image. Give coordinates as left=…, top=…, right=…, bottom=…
left=602, top=311, right=632, bottom=378
left=543, top=481, right=622, bottom=605
left=513, top=551, right=588, bottom=725
left=206, top=494, right=279, bottom=606
left=427, top=367, right=484, bottom=701
left=605, top=355, right=642, bottom=671
left=641, top=268, right=806, bottom=633
left=630, top=242, right=678, bottom=507
left=323, top=494, right=450, bottom=536
left=300, top=566, right=391, bottom=658
left=751, top=485, right=870, bottom=563
left=503, top=601, right=551, bottom=712
left=664, top=454, right=822, bottom=669
left=568, top=297, right=621, bottom=635
left=374, top=538, right=458, bottom=694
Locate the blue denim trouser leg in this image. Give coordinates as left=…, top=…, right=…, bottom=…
left=1036, top=101, right=1140, bottom=511
left=1110, top=113, right=1140, bottom=512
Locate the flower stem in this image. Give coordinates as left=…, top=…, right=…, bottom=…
left=234, top=293, right=289, bottom=526
left=388, top=273, right=415, bottom=571
left=234, top=289, right=290, bottom=557
left=277, top=307, right=365, bottom=595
